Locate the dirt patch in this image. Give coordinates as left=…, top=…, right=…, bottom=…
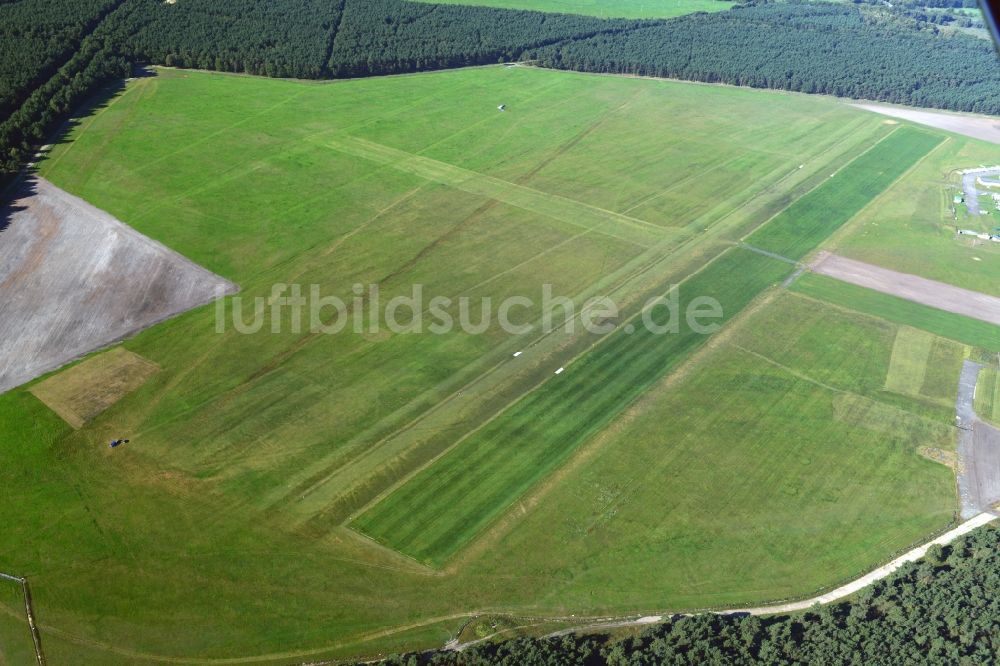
left=918, top=446, right=957, bottom=469
left=30, top=347, right=159, bottom=428
left=810, top=252, right=1000, bottom=326
left=0, top=177, right=237, bottom=394
left=853, top=103, right=1000, bottom=146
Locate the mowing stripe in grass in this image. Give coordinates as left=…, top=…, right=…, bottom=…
left=352, top=247, right=793, bottom=565
left=793, top=273, right=1000, bottom=351
left=747, top=127, right=943, bottom=261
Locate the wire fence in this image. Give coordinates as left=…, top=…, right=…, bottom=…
left=0, top=572, right=45, bottom=666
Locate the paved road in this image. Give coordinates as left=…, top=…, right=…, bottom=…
left=811, top=253, right=1000, bottom=326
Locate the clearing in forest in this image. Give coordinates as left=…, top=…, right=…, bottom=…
left=0, top=65, right=960, bottom=661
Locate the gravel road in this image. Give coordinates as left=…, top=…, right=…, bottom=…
left=852, top=104, right=1000, bottom=146
left=810, top=252, right=1000, bottom=326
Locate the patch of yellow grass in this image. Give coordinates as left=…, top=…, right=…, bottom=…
left=884, top=326, right=933, bottom=397
left=30, top=348, right=159, bottom=428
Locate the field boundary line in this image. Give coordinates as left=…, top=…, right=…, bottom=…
left=0, top=573, right=45, bottom=666
left=738, top=243, right=799, bottom=265
left=622, top=113, right=872, bottom=218
left=38, top=76, right=146, bottom=179
left=731, top=343, right=844, bottom=395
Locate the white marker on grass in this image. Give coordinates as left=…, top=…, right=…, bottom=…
left=513, top=351, right=522, bottom=357
left=554, top=367, right=564, bottom=375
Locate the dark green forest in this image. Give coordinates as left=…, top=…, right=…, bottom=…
left=1, top=0, right=999, bottom=186
left=534, top=2, right=1000, bottom=113
left=380, top=525, right=1000, bottom=665
left=0, top=0, right=122, bottom=117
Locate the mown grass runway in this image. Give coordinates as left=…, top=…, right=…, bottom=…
left=0, top=65, right=962, bottom=661
left=353, top=247, right=793, bottom=564
left=747, top=127, right=944, bottom=261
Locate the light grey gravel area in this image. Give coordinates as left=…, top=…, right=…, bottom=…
left=0, top=177, right=238, bottom=395
left=962, top=167, right=1000, bottom=217
left=955, top=360, right=1000, bottom=519
left=852, top=104, right=1000, bottom=146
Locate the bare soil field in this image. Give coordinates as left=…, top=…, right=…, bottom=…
left=810, top=252, right=1000, bottom=326
left=0, top=177, right=237, bottom=395
left=853, top=103, right=1000, bottom=145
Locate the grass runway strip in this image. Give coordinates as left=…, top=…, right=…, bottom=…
left=747, top=127, right=943, bottom=261
left=352, top=247, right=793, bottom=564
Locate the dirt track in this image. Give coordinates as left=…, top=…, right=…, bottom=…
left=810, top=252, right=1000, bottom=326
left=459, top=513, right=995, bottom=651
left=0, top=177, right=237, bottom=394
left=853, top=103, right=1000, bottom=146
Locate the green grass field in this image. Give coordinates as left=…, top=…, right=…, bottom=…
left=0, top=65, right=962, bottom=661
left=826, top=132, right=1000, bottom=297
left=409, top=0, right=734, bottom=19
left=353, top=247, right=793, bottom=564
left=476, top=291, right=956, bottom=611
left=974, top=365, right=1000, bottom=425
left=793, top=273, right=1000, bottom=351
left=747, top=126, right=944, bottom=261
left=0, top=577, right=36, bottom=666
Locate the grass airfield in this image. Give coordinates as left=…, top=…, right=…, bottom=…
left=0, top=65, right=978, bottom=661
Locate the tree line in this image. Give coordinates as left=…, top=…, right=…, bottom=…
left=532, top=2, right=1000, bottom=115
left=0, top=0, right=122, bottom=118
left=377, top=525, right=1000, bottom=665
left=2, top=0, right=999, bottom=189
